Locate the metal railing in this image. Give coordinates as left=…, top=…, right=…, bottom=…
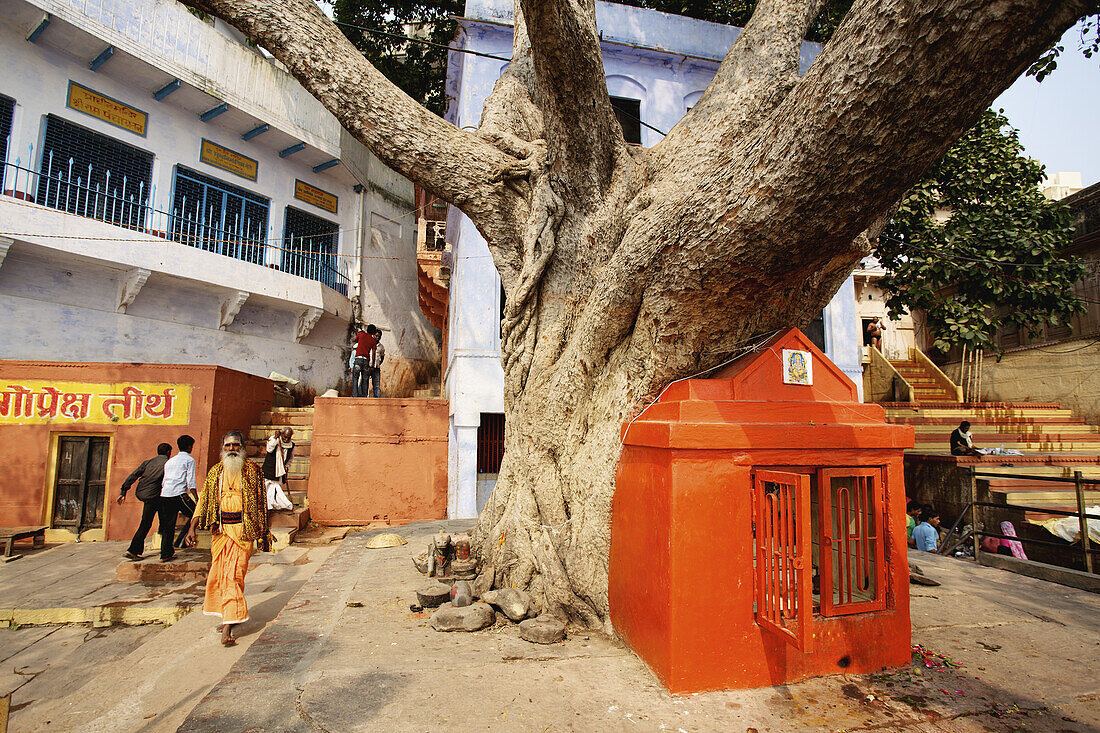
left=938, top=468, right=1100, bottom=574
left=1, top=152, right=350, bottom=295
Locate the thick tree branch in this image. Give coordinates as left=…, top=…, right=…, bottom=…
left=517, top=0, right=624, bottom=203
left=653, top=0, right=825, bottom=166
left=640, top=0, right=1089, bottom=369
left=178, top=0, right=520, bottom=228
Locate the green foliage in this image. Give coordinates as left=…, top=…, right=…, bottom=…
left=875, top=110, right=1085, bottom=354
left=1028, top=11, right=1099, bottom=81
left=328, top=0, right=463, bottom=116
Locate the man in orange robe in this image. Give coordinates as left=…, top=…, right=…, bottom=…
left=185, top=430, right=270, bottom=646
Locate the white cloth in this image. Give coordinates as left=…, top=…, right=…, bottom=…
left=960, top=430, right=973, bottom=447
left=161, top=452, right=196, bottom=498
left=266, top=479, right=293, bottom=511
left=266, top=435, right=293, bottom=479
left=369, top=340, right=385, bottom=369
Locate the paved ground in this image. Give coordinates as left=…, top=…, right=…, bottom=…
left=170, top=522, right=1100, bottom=732
left=3, top=544, right=334, bottom=732
left=0, top=540, right=206, bottom=626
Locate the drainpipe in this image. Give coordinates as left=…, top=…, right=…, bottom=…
left=353, top=183, right=365, bottom=305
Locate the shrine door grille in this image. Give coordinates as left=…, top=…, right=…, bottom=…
left=753, top=470, right=813, bottom=651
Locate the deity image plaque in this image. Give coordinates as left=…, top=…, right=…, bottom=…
left=782, top=349, right=813, bottom=386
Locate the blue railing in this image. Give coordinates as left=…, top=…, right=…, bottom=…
left=0, top=150, right=350, bottom=295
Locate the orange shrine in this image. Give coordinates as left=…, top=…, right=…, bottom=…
left=610, top=328, right=915, bottom=693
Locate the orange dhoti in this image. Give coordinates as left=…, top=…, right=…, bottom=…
left=203, top=485, right=253, bottom=624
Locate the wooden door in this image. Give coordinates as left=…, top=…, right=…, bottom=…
left=52, top=436, right=110, bottom=532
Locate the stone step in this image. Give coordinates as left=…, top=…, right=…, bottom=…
left=412, top=388, right=442, bottom=398
left=287, top=477, right=309, bottom=492
left=885, top=408, right=1076, bottom=419
left=249, top=425, right=313, bottom=440
left=245, top=440, right=311, bottom=458
left=975, top=465, right=1100, bottom=479
left=259, top=410, right=316, bottom=426
left=890, top=415, right=1087, bottom=425
left=912, top=423, right=1100, bottom=434
left=270, top=505, right=311, bottom=531
left=271, top=406, right=316, bottom=413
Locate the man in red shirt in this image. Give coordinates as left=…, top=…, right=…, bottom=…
left=351, top=324, right=377, bottom=397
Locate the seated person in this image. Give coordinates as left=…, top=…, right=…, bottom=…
left=912, top=506, right=941, bottom=553
left=950, top=420, right=979, bottom=456
left=906, top=499, right=922, bottom=548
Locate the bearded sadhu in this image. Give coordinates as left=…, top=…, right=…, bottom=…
left=185, top=430, right=270, bottom=646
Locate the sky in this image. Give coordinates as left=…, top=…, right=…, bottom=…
left=995, top=20, right=1100, bottom=187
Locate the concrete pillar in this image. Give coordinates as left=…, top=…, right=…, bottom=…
left=824, top=274, right=864, bottom=400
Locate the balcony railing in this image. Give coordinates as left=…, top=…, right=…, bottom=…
left=1, top=152, right=349, bottom=295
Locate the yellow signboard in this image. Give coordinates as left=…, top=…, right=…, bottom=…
left=67, top=81, right=148, bottom=137
left=0, top=381, right=192, bottom=426
left=200, top=139, right=258, bottom=181
left=294, top=179, right=339, bottom=214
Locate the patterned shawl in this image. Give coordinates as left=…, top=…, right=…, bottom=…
left=196, top=459, right=270, bottom=550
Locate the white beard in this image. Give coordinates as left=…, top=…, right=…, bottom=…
left=221, top=450, right=245, bottom=478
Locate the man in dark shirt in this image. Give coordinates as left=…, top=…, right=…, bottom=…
left=950, top=420, right=978, bottom=456
left=117, top=442, right=172, bottom=560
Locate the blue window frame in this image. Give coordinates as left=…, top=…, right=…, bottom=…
left=0, top=95, right=14, bottom=190
left=282, top=206, right=343, bottom=293
left=36, top=114, right=153, bottom=230
left=171, top=166, right=268, bottom=264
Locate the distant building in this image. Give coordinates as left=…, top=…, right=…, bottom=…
left=442, top=0, right=865, bottom=518
left=0, top=0, right=439, bottom=394
left=1041, top=171, right=1084, bottom=201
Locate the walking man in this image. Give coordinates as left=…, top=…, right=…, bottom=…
left=160, top=434, right=197, bottom=559
left=366, top=325, right=385, bottom=398
left=351, top=324, right=377, bottom=397
left=263, top=427, right=295, bottom=510
left=117, top=442, right=171, bottom=560
left=185, top=430, right=270, bottom=646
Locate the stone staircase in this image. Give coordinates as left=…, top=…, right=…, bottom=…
left=246, top=407, right=315, bottom=549
left=885, top=401, right=1100, bottom=513
left=887, top=357, right=958, bottom=402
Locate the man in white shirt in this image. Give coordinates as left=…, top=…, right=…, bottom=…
left=158, top=434, right=197, bottom=561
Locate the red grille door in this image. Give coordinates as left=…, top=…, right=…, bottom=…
left=818, top=468, right=887, bottom=616
left=753, top=470, right=813, bottom=651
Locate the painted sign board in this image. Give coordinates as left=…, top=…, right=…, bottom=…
left=0, top=381, right=192, bottom=425
left=66, top=81, right=148, bottom=136
left=200, top=139, right=258, bottom=181
left=294, top=179, right=338, bottom=214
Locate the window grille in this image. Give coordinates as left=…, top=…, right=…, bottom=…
left=817, top=468, right=887, bottom=615
left=171, top=166, right=268, bottom=264
left=0, top=95, right=14, bottom=190
left=282, top=207, right=341, bottom=292
left=37, top=114, right=153, bottom=230
left=753, top=470, right=813, bottom=651
left=477, top=413, right=505, bottom=474
left=610, top=96, right=642, bottom=145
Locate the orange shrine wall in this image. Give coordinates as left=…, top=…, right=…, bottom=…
left=0, top=361, right=271, bottom=540
left=611, top=445, right=911, bottom=693
left=307, top=397, right=448, bottom=525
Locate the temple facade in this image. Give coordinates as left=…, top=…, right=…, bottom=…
left=442, top=0, right=865, bottom=518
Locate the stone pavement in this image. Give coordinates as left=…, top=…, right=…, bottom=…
left=0, top=540, right=207, bottom=627
left=5, top=544, right=335, bottom=732
left=179, top=522, right=1100, bottom=732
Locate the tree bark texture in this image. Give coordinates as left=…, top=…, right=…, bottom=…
left=184, top=0, right=1089, bottom=629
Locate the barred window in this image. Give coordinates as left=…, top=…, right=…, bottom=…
left=0, top=95, right=15, bottom=190
left=171, top=166, right=268, bottom=264
left=37, top=115, right=153, bottom=229
left=282, top=207, right=341, bottom=291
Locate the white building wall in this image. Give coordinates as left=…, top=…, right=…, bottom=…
left=0, top=0, right=439, bottom=392
left=443, top=0, right=859, bottom=518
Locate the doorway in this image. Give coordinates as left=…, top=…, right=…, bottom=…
left=52, top=436, right=111, bottom=533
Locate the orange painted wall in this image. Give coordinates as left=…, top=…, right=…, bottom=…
left=0, top=361, right=271, bottom=540
left=610, top=329, right=915, bottom=693
left=307, top=397, right=448, bottom=525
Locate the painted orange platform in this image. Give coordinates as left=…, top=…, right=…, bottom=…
left=610, top=329, right=915, bottom=693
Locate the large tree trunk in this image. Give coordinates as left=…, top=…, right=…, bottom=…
left=185, top=0, right=1089, bottom=629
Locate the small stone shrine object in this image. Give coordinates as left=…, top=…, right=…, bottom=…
left=430, top=602, right=495, bottom=632
left=416, top=580, right=451, bottom=608
left=413, top=552, right=429, bottom=575
left=519, top=614, right=566, bottom=644
left=429, top=532, right=451, bottom=577
left=450, top=580, right=473, bottom=607
left=450, top=533, right=478, bottom=579
left=481, top=588, right=531, bottom=623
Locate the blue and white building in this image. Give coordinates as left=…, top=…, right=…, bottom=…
left=0, top=0, right=440, bottom=393
left=443, top=0, right=865, bottom=518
